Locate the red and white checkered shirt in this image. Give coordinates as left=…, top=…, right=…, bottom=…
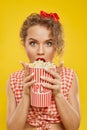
left=10, top=67, right=74, bottom=130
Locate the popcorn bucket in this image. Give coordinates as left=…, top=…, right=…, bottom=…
left=29, top=68, right=55, bottom=107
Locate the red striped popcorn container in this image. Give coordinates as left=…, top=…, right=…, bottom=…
left=29, top=68, right=55, bottom=107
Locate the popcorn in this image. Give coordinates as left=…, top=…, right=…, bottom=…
left=29, top=60, right=56, bottom=68
left=29, top=60, right=56, bottom=107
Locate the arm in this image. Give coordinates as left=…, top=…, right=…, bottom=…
left=6, top=63, right=35, bottom=130
left=41, top=66, right=80, bottom=130
left=6, top=78, right=30, bottom=130
left=54, top=73, right=80, bottom=130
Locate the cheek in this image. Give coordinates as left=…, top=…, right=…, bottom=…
left=25, top=46, right=37, bottom=62
left=47, top=47, right=56, bottom=54
left=46, top=48, right=56, bottom=59
left=25, top=46, right=29, bottom=55
left=25, top=46, right=33, bottom=57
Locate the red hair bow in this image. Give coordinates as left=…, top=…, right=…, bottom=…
left=40, top=11, right=59, bottom=22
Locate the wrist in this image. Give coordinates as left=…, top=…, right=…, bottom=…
left=53, top=89, right=61, bottom=96
left=23, top=86, right=30, bottom=96
left=22, top=93, right=30, bottom=107
left=22, top=91, right=30, bottom=100
left=54, top=92, right=63, bottom=99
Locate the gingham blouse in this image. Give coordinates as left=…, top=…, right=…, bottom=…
left=10, top=67, right=74, bottom=130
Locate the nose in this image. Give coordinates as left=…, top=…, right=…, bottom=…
left=37, top=45, right=44, bottom=55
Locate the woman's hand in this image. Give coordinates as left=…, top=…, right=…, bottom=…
left=41, top=62, right=63, bottom=96
left=21, top=61, right=35, bottom=96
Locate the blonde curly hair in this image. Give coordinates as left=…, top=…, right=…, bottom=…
left=20, top=12, right=64, bottom=55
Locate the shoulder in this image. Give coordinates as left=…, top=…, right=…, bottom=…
left=10, top=70, right=24, bottom=79
left=9, top=70, right=24, bottom=87
left=61, top=66, right=78, bottom=88
left=63, top=67, right=79, bottom=92
left=63, top=67, right=78, bottom=82
left=8, top=70, right=24, bottom=93
left=62, top=66, right=75, bottom=74
left=61, top=66, right=75, bottom=79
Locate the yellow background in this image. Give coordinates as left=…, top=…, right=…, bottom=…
left=0, top=0, right=87, bottom=129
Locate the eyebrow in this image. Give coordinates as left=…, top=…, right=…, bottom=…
left=28, top=38, right=37, bottom=41
left=28, top=38, right=53, bottom=42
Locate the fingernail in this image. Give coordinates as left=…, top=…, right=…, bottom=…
left=32, top=80, right=36, bottom=83
left=40, top=76, right=44, bottom=79
left=42, top=83, right=46, bottom=87
left=33, top=80, right=36, bottom=83
left=32, top=72, right=34, bottom=75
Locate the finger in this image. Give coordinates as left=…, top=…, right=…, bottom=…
left=42, top=83, right=53, bottom=89
left=25, top=64, right=29, bottom=77
left=20, top=61, right=26, bottom=69
left=23, top=80, right=36, bottom=95
left=42, top=83, right=61, bottom=93
left=20, top=61, right=29, bottom=77
left=57, top=61, right=64, bottom=73
left=41, top=76, right=61, bottom=86
left=42, top=83, right=59, bottom=91
left=41, top=76, right=57, bottom=84
left=24, top=73, right=34, bottom=83
left=44, top=68, right=61, bottom=79
left=24, top=80, right=36, bottom=88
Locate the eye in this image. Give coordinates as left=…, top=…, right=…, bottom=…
left=46, top=41, right=53, bottom=47
left=29, top=41, right=37, bottom=46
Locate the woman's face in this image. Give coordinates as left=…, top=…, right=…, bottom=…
left=24, top=25, right=56, bottom=63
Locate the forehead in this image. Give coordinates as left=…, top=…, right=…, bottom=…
left=27, top=25, right=53, bottom=39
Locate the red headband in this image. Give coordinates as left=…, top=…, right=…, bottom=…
left=40, top=11, right=59, bottom=22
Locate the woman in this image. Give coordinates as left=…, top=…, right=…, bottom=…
left=6, top=11, right=80, bottom=130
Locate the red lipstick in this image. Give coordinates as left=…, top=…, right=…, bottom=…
left=36, top=58, right=46, bottom=62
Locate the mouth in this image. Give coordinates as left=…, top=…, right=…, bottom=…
left=36, top=58, right=46, bottom=62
